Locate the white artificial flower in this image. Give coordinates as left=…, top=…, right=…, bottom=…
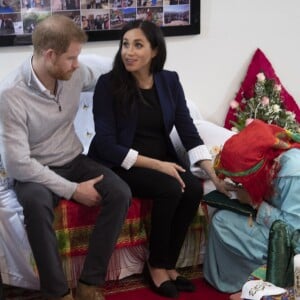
left=272, top=104, right=281, bottom=113
left=286, top=111, right=296, bottom=120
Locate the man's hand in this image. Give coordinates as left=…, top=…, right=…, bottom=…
left=72, top=175, right=104, bottom=207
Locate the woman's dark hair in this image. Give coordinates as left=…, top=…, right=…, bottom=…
left=111, top=20, right=167, bottom=115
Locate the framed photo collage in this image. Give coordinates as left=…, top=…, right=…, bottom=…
left=0, top=0, right=200, bottom=46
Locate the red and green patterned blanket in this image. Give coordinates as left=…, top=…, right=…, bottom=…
left=54, top=197, right=153, bottom=257
left=54, top=198, right=207, bottom=258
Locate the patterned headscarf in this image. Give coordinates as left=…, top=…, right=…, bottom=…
left=214, top=119, right=300, bottom=205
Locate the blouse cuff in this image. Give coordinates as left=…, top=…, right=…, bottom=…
left=121, top=149, right=138, bottom=170
left=188, top=145, right=212, bottom=166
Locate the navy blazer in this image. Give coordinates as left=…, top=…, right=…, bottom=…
left=88, top=70, right=204, bottom=168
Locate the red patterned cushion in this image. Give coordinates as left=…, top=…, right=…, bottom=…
left=224, top=48, right=300, bottom=129
left=54, top=197, right=152, bottom=257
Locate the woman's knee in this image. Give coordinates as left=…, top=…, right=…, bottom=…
left=183, top=179, right=203, bottom=207
left=158, top=180, right=183, bottom=203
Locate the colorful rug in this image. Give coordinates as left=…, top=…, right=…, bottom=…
left=3, top=266, right=230, bottom=300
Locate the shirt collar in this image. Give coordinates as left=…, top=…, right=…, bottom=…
left=30, top=57, right=53, bottom=96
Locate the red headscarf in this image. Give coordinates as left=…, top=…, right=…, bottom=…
left=215, top=120, right=300, bottom=204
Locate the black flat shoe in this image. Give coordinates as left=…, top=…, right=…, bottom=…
left=152, top=280, right=179, bottom=298
left=143, top=263, right=179, bottom=298
left=173, top=276, right=196, bottom=292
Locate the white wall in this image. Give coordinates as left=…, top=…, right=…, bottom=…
left=1, top=0, right=300, bottom=125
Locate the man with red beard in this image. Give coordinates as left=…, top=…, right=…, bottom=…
left=0, top=15, right=131, bottom=300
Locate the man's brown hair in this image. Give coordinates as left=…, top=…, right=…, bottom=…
left=32, top=15, right=87, bottom=56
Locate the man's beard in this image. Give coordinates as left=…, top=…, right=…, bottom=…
left=50, top=64, right=75, bottom=81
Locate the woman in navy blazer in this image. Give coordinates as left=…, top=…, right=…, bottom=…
left=89, top=20, right=230, bottom=298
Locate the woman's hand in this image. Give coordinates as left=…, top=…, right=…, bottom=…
left=134, top=155, right=186, bottom=191
left=155, top=161, right=186, bottom=191
left=214, top=178, right=238, bottom=196
left=197, top=159, right=238, bottom=197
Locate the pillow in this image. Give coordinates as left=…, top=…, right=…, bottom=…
left=170, top=118, right=235, bottom=179
left=74, top=92, right=95, bottom=155
left=78, top=54, right=113, bottom=78
left=192, top=120, right=235, bottom=178
left=186, top=98, right=204, bottom=121
left=224, top=48, right=300, bottom=129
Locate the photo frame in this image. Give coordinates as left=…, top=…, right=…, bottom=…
left=0, top=0, right=200, bottom=47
